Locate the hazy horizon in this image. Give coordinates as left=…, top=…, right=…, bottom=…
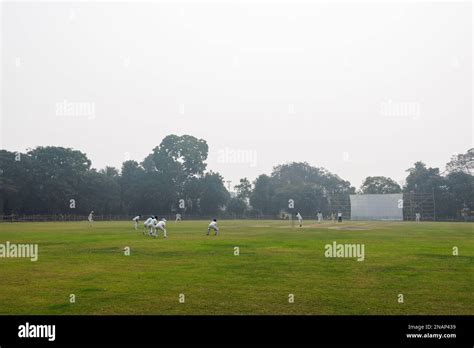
left=1, top=1, right=472, bottom=190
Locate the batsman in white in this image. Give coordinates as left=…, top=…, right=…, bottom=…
left=132, top=215, right=141, bottom=230
left=207, top=219, right=219, bottom=236
left=296, top=212, right=303, bottom=227
left=152, top=218, right=167, bottom=238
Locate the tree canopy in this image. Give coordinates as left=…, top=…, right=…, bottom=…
left=0, top=137, right=471, bottom=220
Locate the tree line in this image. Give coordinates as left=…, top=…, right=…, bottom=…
left=0, top=134, right=472, bottom=220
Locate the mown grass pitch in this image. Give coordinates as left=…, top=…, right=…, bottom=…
left=0, top=220, right=472, bottom=315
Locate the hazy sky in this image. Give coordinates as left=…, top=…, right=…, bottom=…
left=1, top=1, right=472, bottom=190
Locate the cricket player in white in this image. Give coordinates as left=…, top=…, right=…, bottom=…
left=415, top=212, right=421, bottom=222
left=296, top=212, right=303, bottom=227
left=207, top=219, right=219, bottom=236
left=317, top=211, right=323, bottom=223
left=143, top=216, right=154, bottom=235
left=175, top=213, right=182, bottom=223
left=88, top=211, right=94, bottom=226
left=149, top=216, right=158, bottom=235
left=152, top=218, right=167, bottom=238
left=132, top=215, right=141, bottom=230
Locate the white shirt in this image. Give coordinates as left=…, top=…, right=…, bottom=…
left=144, top=217, right=153, bottom=225
left=132, top=216, right=140, bottom=222
left=155, top=220, right=166, bottom=228
left=209, top=221, right=218, bottom=228
left=296, top=213, right=302, bottom=220
left=338, top=213, right=342, bottom=217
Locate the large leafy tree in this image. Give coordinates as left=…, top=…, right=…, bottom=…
left=226, top=197, right=247, bottom=216
left=272, top=162, right=353, bottom=215
left=119, top=160, right=146, bottom=214
left=78, top=168, right=120, bottom=215
left=250, top=162, right=353, bottom=216
left=141, top=135, right=209, bottom=211
left=27, top=147, right=91, bottom=214
left=446, top=148, right=473, bottom=175
left=360, top=176, right=402, bottom=194
left=250, top=174, right=275, bottom=216
left=0, top=150, right=29, bottom=215
left=403, top=161, right=454, bottom=219
left=445, top=171, right=474, bottom=216
left=144, top=134, right=208, bottom=179
left=198, top=171, right=230, bottom=215
left=404, top=162, right=445, bottom=193
left=234, top=178, right=252, bottom=200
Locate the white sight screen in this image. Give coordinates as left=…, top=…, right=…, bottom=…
left=350, top=194, right=403, bottom=221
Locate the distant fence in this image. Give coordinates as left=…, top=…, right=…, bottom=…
left=0, top=213, right=471, bottom=223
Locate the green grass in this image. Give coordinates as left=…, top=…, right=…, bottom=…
left=0, top=220, right=472, bottom=315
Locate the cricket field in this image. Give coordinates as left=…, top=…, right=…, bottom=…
left=0, top=220, right=472, bottom=315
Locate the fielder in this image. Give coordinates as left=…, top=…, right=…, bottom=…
left=143, top=216, right=155, bottom=235
left=415, top=212, right=421, bottom=222
left=132, top=215, right=141, bottom=230
left=88, top=211, right=94, bottom=226
left=317, top=211, right=323, bottom=223
left=152, top=218, right=167, bottom=238
left=149, top=216, right=158, bottom=235
left=296, top=212, right=303, bottom=227
left=175, top=213, right=182, bottom=223
left=207, top=219, right=219, bottom=236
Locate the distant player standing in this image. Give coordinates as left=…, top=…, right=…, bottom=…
left=415, top=212, right=421, bottom=222
left=175, top=213, right=182, bottom=223
left=207, top=219, right=219, bottom=236
left=317, top=211, right=323, bottom=223
left=296, top=212, right=303, bottom=227
left=88, top=211, right=94, bottom=226
left=132, top=215, right=141, bottom=230
left=337, top=211, right=343, bottom=222
left=153, top=218, right=167, bottom=238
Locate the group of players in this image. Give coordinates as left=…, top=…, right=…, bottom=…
left=295, top=211, right=343, bottom=227
left=87, top=209, right=351, bottom=237
left=88, top=208, right=421, bottom=237
left=131, top=215, right=219, bottom=238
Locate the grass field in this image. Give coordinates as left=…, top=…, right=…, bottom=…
left=0, top=220, right=472, bottom=315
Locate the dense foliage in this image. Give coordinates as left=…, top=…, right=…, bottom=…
left=0, top=135, right=472, bottom=220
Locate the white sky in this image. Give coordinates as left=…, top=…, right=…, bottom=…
left=1, top=1, right=472, bottom=190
